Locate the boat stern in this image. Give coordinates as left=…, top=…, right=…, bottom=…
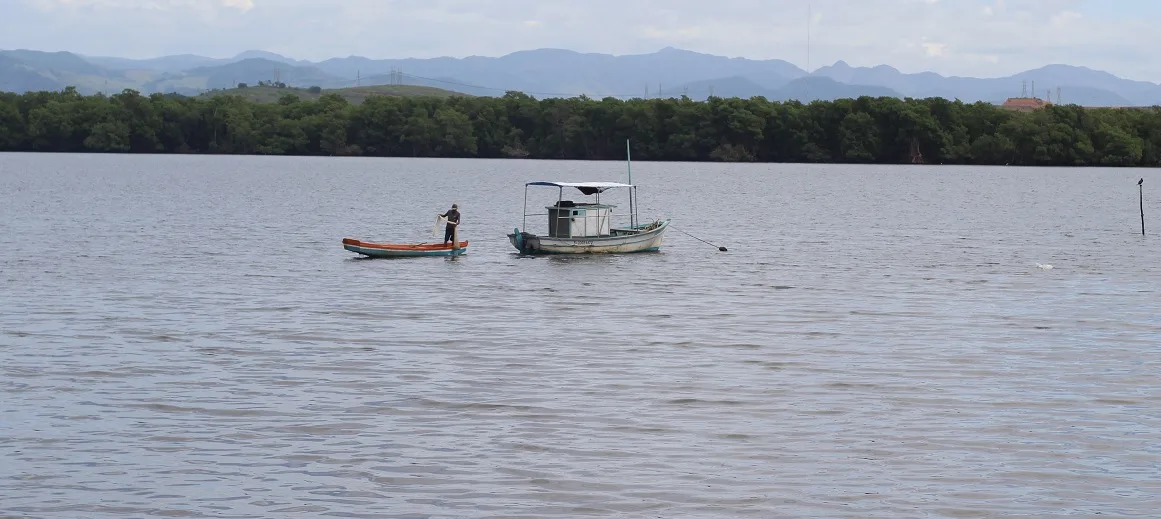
left=507, top=228, right=532, bottom=253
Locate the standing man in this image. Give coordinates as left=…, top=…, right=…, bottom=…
left=439, top=204, right=461, bottom=245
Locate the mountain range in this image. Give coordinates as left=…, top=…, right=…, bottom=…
left=2, top=46, right=1159, bottom=107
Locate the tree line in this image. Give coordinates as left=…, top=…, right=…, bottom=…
left=1, top=86, right=1159, bottom=166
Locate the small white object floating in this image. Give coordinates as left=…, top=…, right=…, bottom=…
left=1036, top=263, right=1054, bottom=270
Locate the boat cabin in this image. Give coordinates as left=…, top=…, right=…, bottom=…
left=519, top=181, right=642, bottom=240
left=546, top=201, right=613, bottom=238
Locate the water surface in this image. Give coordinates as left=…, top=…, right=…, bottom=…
left=2, top=153, right=1160, bottom=518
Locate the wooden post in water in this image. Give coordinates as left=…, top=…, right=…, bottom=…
left=1140, top=178, right=1145, bottom=236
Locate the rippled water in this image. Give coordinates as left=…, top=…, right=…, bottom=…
left=2, top=153, right=1160, bottom=518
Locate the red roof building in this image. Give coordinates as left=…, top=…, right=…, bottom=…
left=1001, top=97, right=1050, bottom=111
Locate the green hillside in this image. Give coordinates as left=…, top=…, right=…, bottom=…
left=200, top=84, right=468, bottom=103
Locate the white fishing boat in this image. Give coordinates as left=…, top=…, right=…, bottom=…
left=506, top=181, right=669, bottom=255
left=506, top=141, right=669, bottom=254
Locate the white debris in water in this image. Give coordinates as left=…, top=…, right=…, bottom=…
left=1036, top=263, right=1054, bottom=270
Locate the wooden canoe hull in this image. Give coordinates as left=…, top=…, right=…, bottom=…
left=342, top=238, right=468, bottom=257
left=507, top=220, right=668, bottom=255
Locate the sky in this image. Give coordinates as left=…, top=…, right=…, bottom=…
left=3, top=0, right=1160, bottom=82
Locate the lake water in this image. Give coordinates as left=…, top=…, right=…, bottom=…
left=2, top=153, right=1159, bottom=518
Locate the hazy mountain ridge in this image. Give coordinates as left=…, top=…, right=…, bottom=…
left=1, top=46, right=1158, bottom=106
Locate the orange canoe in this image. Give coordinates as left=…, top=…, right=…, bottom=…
left=342, top=238, right=468, bottom=257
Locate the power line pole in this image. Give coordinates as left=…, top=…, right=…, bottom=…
left=806, top=3, right=812, bottom=102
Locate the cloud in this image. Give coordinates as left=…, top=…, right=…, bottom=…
left=30, top=0, right=253, bottom=10
left=922, top=42, right=948, bottom=58
left=219, top=0, right=253, bottom=11
left=3, top=0, right=1160, bottom=82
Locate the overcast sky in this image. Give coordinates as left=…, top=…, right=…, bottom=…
left=4, top=0, right=1159, bottom=82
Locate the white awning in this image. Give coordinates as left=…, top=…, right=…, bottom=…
left=526, top=181, right=633, bottom=194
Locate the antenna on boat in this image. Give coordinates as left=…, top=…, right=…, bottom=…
left=625, top=138, right=632, bottom=186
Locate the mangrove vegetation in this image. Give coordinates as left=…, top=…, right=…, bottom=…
left=1, top=87, right=1159, bottom=166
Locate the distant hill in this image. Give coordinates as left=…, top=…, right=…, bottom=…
left=202, top=84, right=467, bottom=103
left=659, top=76, right=770, bottom=101
left=1, top=49, right=108, bottom=76
left=658, top=75, right=902, bottom=102
left=82, top=50, right=310, bottom=72
left=230, top=50, right=313, bottom=67
left=0, top=54, right=62, bottom=93
left=311, top=47, right=805, bottom=98
left=146, top=58, right=342, bottom=92
left=0, top=49, right=142, bottom=94
left=2, top=46, right=1160, bottom=107
left=84, top=53, right=225, bottom=72
left=771, top=77, right=902, bottom=102
left=811, top=60, right=1161, bottom=106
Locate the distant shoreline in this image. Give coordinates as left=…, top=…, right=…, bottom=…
left=2, top=150, right=1149, bottom=171
left=0, top=149, right=1135, bottom=169
left=2, top=88, right=1158, bottom=167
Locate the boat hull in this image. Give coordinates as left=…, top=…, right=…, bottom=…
left=342, top=238, right=468, bottom=258
left=507, top=220, right=668, bottom=254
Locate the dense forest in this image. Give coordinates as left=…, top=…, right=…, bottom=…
left=1, top=87, right=1159, bottom=166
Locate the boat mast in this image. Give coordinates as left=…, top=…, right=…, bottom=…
left=522, top=183, right=529, bottom=231
left=626, top=139, right=635, bottom=229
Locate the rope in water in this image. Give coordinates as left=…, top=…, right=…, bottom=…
left=673, top=226, right=728, bottom=252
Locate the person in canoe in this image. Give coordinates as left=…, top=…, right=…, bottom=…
left=439, top=204, right=461, bottom=244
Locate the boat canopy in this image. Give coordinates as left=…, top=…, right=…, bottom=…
left=526, top=181, right=634, bottom=195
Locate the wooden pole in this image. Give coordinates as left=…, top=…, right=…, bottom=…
left=1140, top=178, right=1145, bottom=237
